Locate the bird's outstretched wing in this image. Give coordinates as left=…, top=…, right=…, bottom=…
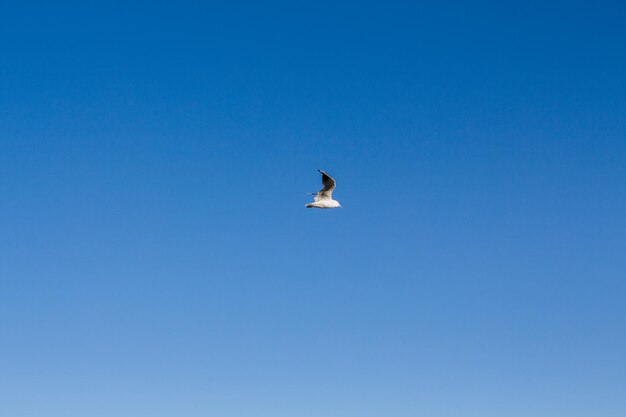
left=316, top=169, right=336, bottom=200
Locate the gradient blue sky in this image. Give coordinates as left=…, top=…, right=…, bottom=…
left=1, top=1, right=625, bottom=416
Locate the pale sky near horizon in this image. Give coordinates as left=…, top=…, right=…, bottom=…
left=1, top=2, right=625, bottom=416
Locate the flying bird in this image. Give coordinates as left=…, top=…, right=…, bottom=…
left=306, top=170, right=342, bottom=209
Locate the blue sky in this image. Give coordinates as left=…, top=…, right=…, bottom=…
left=1, top=1, right=625, bottom=416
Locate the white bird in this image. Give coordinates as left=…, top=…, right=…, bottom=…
left=306, top=170, right=342, bottom=209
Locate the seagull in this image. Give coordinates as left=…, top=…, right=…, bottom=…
left=306, top=170, right=342, bottom=209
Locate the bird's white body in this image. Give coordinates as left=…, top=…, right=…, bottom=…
left=306, top=199, right=341, bottom=209
left=306, top=170, right=341, bottom=209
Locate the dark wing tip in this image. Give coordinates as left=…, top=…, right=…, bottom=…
left=317, top=169, right=335, bottom=189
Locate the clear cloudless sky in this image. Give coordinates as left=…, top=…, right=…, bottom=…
left=1, top=1, right=625, bottom=416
